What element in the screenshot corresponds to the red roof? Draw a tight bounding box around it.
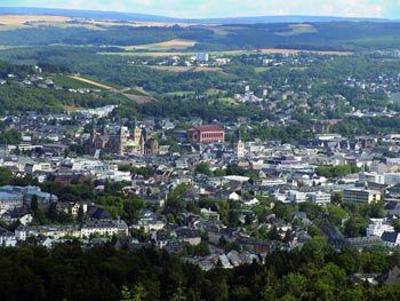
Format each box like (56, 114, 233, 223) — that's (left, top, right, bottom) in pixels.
(191, 124, 224, 132)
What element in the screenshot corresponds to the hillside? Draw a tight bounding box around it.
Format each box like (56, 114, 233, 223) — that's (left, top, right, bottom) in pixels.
(0, 7, 390, 24)
(0, 21, 399, 51)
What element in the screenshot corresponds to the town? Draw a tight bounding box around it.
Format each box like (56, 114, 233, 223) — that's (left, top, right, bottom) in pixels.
(1, 4, 400, 300)
(1, 92, 400, 275)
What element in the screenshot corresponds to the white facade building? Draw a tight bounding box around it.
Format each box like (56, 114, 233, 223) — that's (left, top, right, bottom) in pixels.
(366, 219, 394, 238)
(307, 191, 331, 206)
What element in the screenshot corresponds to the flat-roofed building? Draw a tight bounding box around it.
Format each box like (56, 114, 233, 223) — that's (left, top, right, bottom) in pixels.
(343, 188, 382, 204)
(307, 191, 331, 206)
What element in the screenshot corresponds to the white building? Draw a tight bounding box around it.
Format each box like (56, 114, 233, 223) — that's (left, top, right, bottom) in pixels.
(80, 219, 128, 237)
(359, 172, 384, 185)
(288, 190, 307, 204)
(0, 191, 24, 213)
(0, 227, 17, 247)
(132, 212, 166, 233)
(195, 52, 209, 62)
(366, 219, 394, 238)
(384, 173, 400, 185)
(307, 191, 331, 206)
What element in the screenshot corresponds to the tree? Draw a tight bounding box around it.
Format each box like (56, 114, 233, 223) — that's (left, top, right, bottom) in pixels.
(47, 202, 58, 222)
(31, 195, 39, 212)
(132, 283, 147, 301)
(343, 216, 368, 237)
(0, 167, 13, 186)
(194, 162, 212, 176)
(217, 200, 230, 225)
(302, 236, 329, 264)
(281, 273, 307, 299)
(327, 204, 348, 226)
(331, 192, 343, 205)
(123, 199, 143, 225)
(169, 286, 186, 301)
(77, 205, 85, 223)
(268, 226, 281, 241)
(120, 286, 134, 301)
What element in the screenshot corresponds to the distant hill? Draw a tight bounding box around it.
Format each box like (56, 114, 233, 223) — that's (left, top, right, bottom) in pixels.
(0, 7, 177, 23)
(0, 7, 391, 24)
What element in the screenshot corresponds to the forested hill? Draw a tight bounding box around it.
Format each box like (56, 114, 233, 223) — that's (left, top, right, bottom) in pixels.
(0, 7, 389, 23)
(0, 241, 400, 301)
(0, 22, 400, 50)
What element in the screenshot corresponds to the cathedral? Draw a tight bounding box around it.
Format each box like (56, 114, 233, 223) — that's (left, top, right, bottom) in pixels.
(84, 126, 159, 156)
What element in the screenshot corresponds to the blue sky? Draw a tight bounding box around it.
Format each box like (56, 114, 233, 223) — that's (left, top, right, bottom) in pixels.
(1, 0, 400, 18)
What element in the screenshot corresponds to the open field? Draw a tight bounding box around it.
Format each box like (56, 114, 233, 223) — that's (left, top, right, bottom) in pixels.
(68, 75, 116, 90)
(123, 93, 155, 104)
(53, 75, 105, 90)
(100, 48, 353, 58)
(0, 15, 191, 30)
(255, 67, 270, 73)
(88, 20, 193, 28)
(275, 24, 318, 36)
(0, 15, 71, 26)
(69, 75, 155, 103)
(122, 87, 149, 96)
(124, 39, 196, 51)
(149, 65, 223, 73)
(164, 91, 196, 97)
(122, 87, 155, 103)
(257, 48, 352, 56)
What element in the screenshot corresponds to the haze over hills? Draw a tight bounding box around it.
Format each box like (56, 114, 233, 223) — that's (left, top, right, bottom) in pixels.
(0, 7, 391, 24)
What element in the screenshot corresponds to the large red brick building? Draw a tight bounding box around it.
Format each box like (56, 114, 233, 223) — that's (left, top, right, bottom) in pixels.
(188, 124, 225, 144)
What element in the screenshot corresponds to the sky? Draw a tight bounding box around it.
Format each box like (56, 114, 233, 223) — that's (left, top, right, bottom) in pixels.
(1, 0, 400, 19)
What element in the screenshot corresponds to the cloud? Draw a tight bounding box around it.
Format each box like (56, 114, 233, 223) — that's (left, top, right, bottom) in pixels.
(0, 0, 398, 18)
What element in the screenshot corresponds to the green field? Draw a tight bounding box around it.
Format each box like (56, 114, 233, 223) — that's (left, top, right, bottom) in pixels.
(52, 75, 105, 90)
(255, 67, 270, 73)
(164, 91, 196, 97)
(123, 87, 149, 96)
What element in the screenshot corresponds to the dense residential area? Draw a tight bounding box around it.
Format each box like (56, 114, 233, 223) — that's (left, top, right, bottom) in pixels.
(1, 4, 400, 301)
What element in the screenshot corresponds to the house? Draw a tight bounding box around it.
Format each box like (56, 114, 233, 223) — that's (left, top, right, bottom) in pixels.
(0, 227, 17, 247)
(382, 266, 400, 285)
(200, 208, 220, 221)
(345, 236, 384, 250)
(80, 219, 129, 237)
(228, 191, 241, 201)
(132, 211, 166, 233)
(381, 232, 400, 247)
(219, 254, 233, 269)
(244, 197, 260, 207)
(384, 201, 400, 215)
(15, 224, 81, 241)
(350, 273, 379, 286)
(0, 191, 24, 213)
(1, 206, 32, 225)
(366, 219, 394, 238)
(175, 227, 202, 246)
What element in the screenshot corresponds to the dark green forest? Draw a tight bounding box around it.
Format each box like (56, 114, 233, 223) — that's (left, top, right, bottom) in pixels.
(0, 241, 400, 301)
(2, 22, 400, 50)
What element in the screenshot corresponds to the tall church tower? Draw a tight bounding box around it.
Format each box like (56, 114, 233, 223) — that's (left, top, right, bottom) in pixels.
(234, 130, 245, 159)
(134, 127, 142, 144)
(118, 126, 128, 155)
(139, 128, 147, 156)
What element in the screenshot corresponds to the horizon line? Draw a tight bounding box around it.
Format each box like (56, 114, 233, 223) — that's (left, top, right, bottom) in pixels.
(0, 6, 394, 21)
